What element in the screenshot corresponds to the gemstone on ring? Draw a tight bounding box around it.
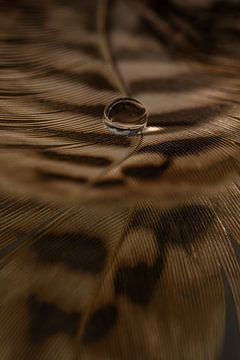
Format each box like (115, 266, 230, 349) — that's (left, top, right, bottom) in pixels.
(103, 97, 148, 136)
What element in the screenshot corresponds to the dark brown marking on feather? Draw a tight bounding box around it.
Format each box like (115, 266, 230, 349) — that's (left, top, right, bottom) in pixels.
(1, 0, 43, 17)
(155, 204, 215, 248)
(148, 104, 228, 127)
(0, 90, 39, 97)
(40, 150, 112, 167)
(139, 135, 223, 157)
(32, 232, 106, 273)
(229, 236, 240, 263)
(38, 171, 87, 184)
(35, 98, 105, 118)
(67, 71, 116, 91)
(0, 62, 34, 69)
(93, 178, 127, 187)
(116, 204, 215, 305)
(0, 143, 88, 150)
(0, 36, 35, 44)
(114, 261, 163, 306)
(38, 128, 131, 146)
(220, 270, 240, 359)
(83, 305, 117, 343)
(43, 69, 116, 92)
(29, 295, 81, 342)
(122, 160, 171, 180)
(132, 204, 214, 247)
(61, 42, 102, 59)
(131, 73, 211, 94)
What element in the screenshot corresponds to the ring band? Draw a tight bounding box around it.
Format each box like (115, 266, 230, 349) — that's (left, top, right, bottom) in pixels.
(103, 97, 148, 136)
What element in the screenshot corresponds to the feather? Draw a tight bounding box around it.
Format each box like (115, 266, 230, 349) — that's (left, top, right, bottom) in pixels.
(0, 0, 239, 359)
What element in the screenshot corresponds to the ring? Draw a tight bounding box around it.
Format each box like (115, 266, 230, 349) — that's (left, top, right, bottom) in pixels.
(103, 97, 148, 136)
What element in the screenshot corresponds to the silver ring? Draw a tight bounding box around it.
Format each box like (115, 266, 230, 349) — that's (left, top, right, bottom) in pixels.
(103, 97, 148, 136)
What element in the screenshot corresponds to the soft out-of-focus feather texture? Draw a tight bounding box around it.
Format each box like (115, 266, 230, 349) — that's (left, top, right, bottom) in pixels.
(0, 0, 239, 359)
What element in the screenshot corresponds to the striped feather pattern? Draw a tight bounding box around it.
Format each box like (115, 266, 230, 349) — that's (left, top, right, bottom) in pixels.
(0, 0, 239, 359)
